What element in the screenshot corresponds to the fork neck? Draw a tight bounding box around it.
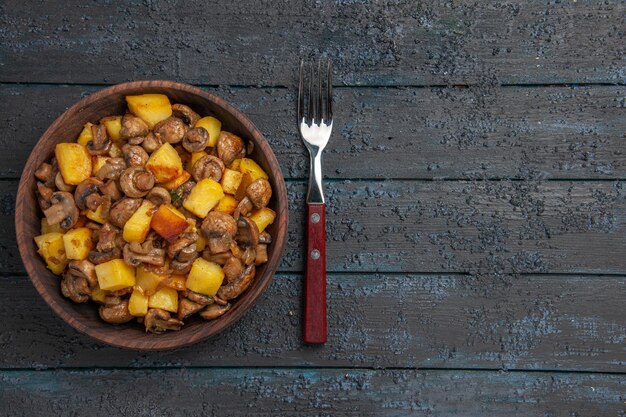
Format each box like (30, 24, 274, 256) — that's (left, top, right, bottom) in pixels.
(306, 145, 324, 204)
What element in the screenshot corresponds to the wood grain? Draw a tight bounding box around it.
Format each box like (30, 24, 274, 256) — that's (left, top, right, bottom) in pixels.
(0, 1, 623, 86)
(2, 273, 625, 372)
(1, 85, 625, 180)
(1, 368, 625, 416)
(5, 179, 626, 274)
(14, 80, 288, 350)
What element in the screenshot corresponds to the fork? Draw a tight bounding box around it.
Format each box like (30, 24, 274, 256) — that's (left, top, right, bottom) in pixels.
(298, 60, 333, 344)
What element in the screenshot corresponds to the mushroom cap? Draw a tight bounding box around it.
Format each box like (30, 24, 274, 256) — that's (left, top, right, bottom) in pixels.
(246, 178, 272, 209)
(95, 157, 126, 181)
(109, 198, 142, 228)
(119, 167, 155, 198)
(120, 114, 149, 139)
(191, 155, 224, 182)
(201, 211, 238, 238)
(182, 127, 209, 153)
(74, 178, 104, 210)
(172, 104, 200, 127)
(122, 144, 149, 167)
(144, 308, 183, 333)
(99, 300, 133, 324)
(154, 116, 188, 144)
(235, 216, 260, 248)
(217, 131, 245, 167)
(141, 132, 162, 153)
(146, 187, 171, 206)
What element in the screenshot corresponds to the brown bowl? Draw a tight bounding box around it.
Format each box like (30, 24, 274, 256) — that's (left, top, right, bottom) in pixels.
(15, 80, 288, 350)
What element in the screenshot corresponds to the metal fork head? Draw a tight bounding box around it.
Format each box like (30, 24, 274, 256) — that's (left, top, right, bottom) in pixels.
(298, 60, 333, 151)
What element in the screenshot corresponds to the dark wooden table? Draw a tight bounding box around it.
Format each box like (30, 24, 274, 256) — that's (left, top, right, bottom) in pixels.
(1, 1, 625, 415)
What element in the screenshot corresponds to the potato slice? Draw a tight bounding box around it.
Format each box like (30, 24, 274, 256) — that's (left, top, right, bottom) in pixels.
(55, 143, 92, 185)
(95, 259, 135, 291)
(34, 232, 67, 275)
(146, 142, 183, 183)
(183, 178, 224, 218)
(77, 122, 94, 147)
(160, 170, 191, 191)
(126, 94, 172, 129)
(195, 116, 221, 147)
(136, 265, 167, 296)
(151, 204, 189, 243)
(41, 218, 63, 234)
(123, 200, 156, 243)
(91, 285, 107, 303)
(129, 289, 149, 317)
(148, 287, 178, 313)
(62, 227, 93, 260)
(220, 168, 243, 195)
(186, 258, 224, 296)
(101, 116, 122, 141)
(214, 195, 237, 215)
(239, 158, 268, 180)
(250, 207, 277, 233)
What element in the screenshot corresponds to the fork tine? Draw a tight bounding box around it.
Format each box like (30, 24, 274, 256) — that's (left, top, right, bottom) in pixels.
(326, 60, 333, 122)
(298, 60, 304, 123)
(307, 63, 315, 123)
(317, 60, 323, 124)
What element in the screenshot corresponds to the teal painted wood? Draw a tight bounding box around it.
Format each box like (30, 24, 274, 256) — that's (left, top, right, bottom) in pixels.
(0, 1, 623, 85)
(4, 179, 626, 274)
(1, 85, 625, 180)
(1, 368, 625, 416)
(1, 273, 625, 372)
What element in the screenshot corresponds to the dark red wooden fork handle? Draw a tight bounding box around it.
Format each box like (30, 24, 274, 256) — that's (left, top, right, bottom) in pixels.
(304, 203, 327, 344)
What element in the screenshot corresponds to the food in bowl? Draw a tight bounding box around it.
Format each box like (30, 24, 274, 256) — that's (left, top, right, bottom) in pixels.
(33, 93, 276, 333)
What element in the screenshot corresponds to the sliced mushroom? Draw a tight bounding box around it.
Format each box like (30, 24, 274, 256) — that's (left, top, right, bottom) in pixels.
(217, 131, 245, 167)
(96, 223, 120, 252)
(184, 290, 215, 306)
(87, 124, 112, 155)
(120, 114, 149, 139)
(146, 187, 171, 206)
(109, 198, 142, 228)
(216, 264, 255, 300)
(191, 155, 224, 182)
(177, 298, 204, 320)
(67, 259, 98, 288)
(100, 179, 123, 201)
(141, 132, 162, 153)
(88, 247, 121, 265)
(259, 231, 272, 244)
(36, 182, 54, 211)
(119, 167, 155, 198)
(235, 216, 260, 248)
(144, 308, 183, 333)
(95, 157, 126, 181)
(168, 233, 198, 274)
(42, 191, 79, 230)
(255, 244, 268, 265)
(172, 103, 200, 127)
(123, 242, 166, 267)
(202, 250, 232, 265)
(74, 178, 104, 210)
(182, 127, 209, 153)
(222, 255, 243, 284)
(35, 162, 53, 183)
(246, 178, 272, 209)
(122, 144, 149, 167)
(99, 299, 134, 324)
(61, 261, 94, 303)
(200, 303, 231, 320)
(201, 211, 237, 254)
(154, 116, 187, 144)
(55, 172, 75, 192)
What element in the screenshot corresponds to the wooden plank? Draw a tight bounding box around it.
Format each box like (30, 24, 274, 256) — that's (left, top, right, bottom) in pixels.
(1, 1, 623, 85)
(4, 179, 626, 274)
(2, 273, 625, 372)
(1, 368, 624, 416)
(1, 85, 625, 180)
